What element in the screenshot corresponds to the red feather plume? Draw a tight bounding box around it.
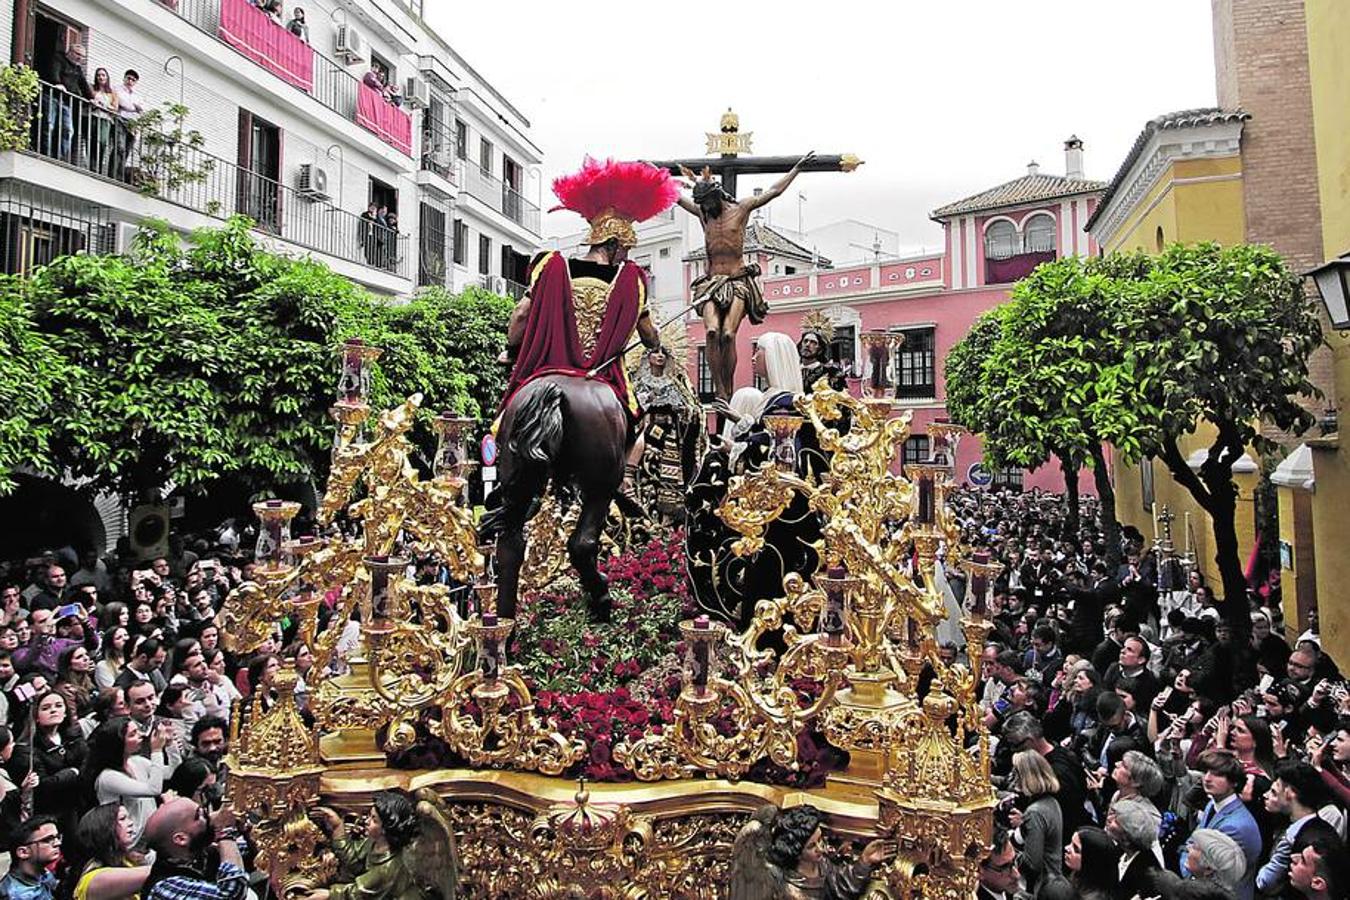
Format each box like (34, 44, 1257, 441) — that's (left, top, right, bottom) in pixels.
(551, 157, 680, 224)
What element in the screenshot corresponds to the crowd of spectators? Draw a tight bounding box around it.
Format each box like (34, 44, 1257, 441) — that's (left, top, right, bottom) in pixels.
(958, 488, 1349, 900)
(0, 524, 352, 900)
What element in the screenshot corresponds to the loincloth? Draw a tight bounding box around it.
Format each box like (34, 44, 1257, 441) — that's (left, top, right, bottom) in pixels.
(690, 263, 768, 325)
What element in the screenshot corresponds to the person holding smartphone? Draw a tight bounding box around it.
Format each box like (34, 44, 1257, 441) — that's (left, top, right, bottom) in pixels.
(11, 606, 98, 684)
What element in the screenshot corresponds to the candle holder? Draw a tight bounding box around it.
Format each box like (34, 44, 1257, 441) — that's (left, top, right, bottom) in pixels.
(761, 414, 804, 471)
(927, 420, 966, 468)
(253, 500, 301, 574)
(860, 330, 897, 399)
(334, 338, 383, 409)
(681, 616, 724, 699)
(906, 462, 944, 528)
(432, 412, 478, 496)
(959, 550, 1004, 618)
(813, 566, 856, 649)
(469, 611, 513, 689)
(363, 555, 408, 634)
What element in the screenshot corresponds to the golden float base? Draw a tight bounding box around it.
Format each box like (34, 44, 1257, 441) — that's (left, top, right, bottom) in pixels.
(319, 767, 892, 899)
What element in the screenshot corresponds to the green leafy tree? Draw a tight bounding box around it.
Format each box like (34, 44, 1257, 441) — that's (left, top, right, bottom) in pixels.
(0, 217, 511, 500)
(0, 64, 40, 151)
(0, 285, 66, 492)
(377, 285, 514, 420)
(946, 255, 1139, 563)
(1100, 242, 1323, 626)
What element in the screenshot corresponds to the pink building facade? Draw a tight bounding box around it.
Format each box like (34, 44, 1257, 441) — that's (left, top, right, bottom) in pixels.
(684, 142, 1106, 493)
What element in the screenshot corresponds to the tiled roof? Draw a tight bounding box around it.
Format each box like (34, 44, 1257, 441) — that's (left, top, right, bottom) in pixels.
(931, 173, 1106, 220)
(684, 222, 832, 265)
(1085, 107, 1249, 230)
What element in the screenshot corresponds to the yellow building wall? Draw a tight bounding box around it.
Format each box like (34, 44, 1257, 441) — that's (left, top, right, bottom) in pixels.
(1101, 157, 1252, 593)
(1101, 157, 1246, 254)
(1304, 0, 1350, 665)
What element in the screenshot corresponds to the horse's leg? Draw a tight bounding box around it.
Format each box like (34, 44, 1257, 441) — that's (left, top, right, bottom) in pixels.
(492, 450, 548, 621)
(570, 486, 617, 623)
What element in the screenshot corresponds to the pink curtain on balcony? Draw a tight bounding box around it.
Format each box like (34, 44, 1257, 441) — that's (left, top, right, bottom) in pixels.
(219, 0, 314, 93)
(356, 82, 413, 156)
(985, 250, 1057, 285)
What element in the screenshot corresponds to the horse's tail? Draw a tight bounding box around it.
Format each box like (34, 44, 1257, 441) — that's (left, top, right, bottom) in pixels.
(508, 380, 565, 463)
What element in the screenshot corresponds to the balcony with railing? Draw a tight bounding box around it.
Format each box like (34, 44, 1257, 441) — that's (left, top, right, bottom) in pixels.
(460, 163, 540, 235)
(419, 114, 457, 184)
(24, 82, 409, 278)
(983, 227, 1057, 285)
(166, 0, 412, 156)
(0, 180, 113, 276)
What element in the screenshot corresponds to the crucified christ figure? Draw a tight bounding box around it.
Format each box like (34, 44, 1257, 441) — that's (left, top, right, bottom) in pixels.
(678, 152, 814, 400)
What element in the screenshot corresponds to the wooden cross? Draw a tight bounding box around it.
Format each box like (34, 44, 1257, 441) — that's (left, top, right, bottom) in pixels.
(647, 108, 861, 199)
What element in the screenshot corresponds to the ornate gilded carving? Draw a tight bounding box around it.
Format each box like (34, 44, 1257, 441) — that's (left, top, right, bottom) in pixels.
(571, 277, 612, 359)
(445, 799, 750, 899)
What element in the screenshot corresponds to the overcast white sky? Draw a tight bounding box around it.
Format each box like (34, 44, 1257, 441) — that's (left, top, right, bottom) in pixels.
(424, 2, 1217, 251)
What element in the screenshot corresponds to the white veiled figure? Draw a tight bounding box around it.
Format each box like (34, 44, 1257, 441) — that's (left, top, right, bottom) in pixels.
(725, 386, 764, 471)
(933, 558, 966, 648)
(753, 332, 804, 420)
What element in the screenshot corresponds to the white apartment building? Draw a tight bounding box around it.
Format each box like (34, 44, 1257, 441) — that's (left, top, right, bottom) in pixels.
(0, 0, 542, 297)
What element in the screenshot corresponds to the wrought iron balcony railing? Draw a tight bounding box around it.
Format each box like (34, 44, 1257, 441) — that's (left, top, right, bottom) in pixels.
(460, 163, 540, 235)
(0, 179, 113, 276)
(26, 81, 409, 278)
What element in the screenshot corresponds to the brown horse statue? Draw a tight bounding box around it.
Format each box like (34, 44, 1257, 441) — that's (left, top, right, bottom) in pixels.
(482, 372, 630, 623)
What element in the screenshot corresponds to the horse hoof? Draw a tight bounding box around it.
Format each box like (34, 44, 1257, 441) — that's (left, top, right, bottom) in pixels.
(589, 596, 613, 624)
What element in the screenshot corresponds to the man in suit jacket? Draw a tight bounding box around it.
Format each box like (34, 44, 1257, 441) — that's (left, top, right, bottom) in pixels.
(1258, 760, 1339, 896)
(1181, 749, 1264, 900)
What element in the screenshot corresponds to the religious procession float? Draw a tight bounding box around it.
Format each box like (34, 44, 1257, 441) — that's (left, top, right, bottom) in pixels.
(221, 121, 1001, 899)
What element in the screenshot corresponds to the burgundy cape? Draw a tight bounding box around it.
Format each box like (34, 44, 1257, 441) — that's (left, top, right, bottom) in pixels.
(499, 251, 647, 422)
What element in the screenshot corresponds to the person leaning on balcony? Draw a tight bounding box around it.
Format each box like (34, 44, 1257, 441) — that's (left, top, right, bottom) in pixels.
(114, 70, 145, 176)
(358, 203, 379, 266)
(286, 8, 309, 43)
(38, 38, 93, 163)
(89, 68, 118, 178)
(362, 65, 384, 92)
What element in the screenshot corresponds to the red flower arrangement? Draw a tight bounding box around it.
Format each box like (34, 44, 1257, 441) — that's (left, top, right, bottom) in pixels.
(386, 530, 845, 784)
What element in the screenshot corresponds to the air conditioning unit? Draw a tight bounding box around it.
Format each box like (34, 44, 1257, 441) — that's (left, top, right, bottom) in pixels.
(482, 275, 506, 294)
(297, 163, 331, 201)
(404, 76, 431, 110)
(431, 147, 452, 169)
(115, 221, 142, 254)
(335, 24, 366, 64)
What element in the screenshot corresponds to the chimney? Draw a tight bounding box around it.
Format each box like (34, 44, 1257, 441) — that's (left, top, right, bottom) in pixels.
(1026, 160, 1040, 177)
(1064, 135, 1084, 179)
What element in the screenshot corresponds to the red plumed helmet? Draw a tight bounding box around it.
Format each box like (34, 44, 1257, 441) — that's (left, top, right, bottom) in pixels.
(551, 157, 680, 248)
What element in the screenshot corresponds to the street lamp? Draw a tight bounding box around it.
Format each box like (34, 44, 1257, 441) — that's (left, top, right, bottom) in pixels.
(1306, 254, 1350, 330)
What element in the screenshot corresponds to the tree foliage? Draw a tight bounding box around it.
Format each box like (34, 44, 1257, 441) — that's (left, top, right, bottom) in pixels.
(0, 217, 512, 499)
(945, 242, 1323, 622)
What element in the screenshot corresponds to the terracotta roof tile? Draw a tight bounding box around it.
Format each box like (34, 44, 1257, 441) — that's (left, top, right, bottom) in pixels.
(684, 222, 831, 265)
(931, 173, 1106, 220)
